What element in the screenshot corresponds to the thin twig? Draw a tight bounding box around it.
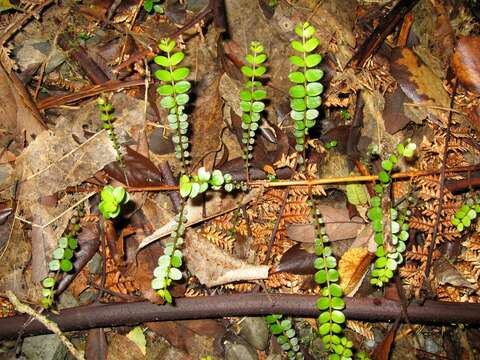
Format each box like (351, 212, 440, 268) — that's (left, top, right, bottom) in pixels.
(423, 79, 458, 281)
(264, 188, 289, 265)
(5, 291, 85, 360)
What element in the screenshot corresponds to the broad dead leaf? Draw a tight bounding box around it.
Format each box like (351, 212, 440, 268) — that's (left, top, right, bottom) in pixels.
(452, 36, 480, 95)
(338, 247, 374, 296)
(184, 229, 268, 287)
(286, 205, 364, 243)
(138, 188, 262, 249)
(433, 257, 476, 289)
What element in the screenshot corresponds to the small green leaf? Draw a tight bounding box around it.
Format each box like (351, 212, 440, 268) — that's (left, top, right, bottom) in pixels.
(306, 82, 323, 96)
(331, 310, 345, 324)
(169, 267, 182, 280)
(172, 67, 189, 81)
(53, 248, 65, 260)
(315, 269, 327, 284)
(252, 101, 265, 112)
(319, 323, 330, 336)
(155, 69, 172, 82)
(403, 142, 416, 158)
(270, 324, 283, 335)
(112, 187, 126, 203)
(60, 259, 73, 272)
(160, 96, 176, 109)
(346, 184, 368, 206)
(241, 66, 254, 77)
(381, 159, 393, 171)
(280, 319, 292, 330)
(49, 260, 60, 271)
(331, 297, 345, 310)
(170, 52, 185, 66)
(252, 89, 267, 100)
(58, 237, 68, 248)
(288, 71, 305, 83)
(289, 55, 305, 67)
(254, 66, 266, 76)
(42, 277, 55, 288)
(305, 68, 323, 82)
(176, 94, 189, 106)
(159, 39, 176, 52)
(303, 37, 319, 52)
(154, 55, 170, 67)
(305, 109, 319, 121)
(289, 85, 306, 98)
(63, 248, 73, 260)
(158, 84, 174, 96)
(174, 81, 191, 94)
(306, 95, 321, 109)
(328, 284, 343, 297)
(316, 296, 330, 310)
(291, 40, 304, 52)
(291, 99, 306, 112)
(378, 171, 390, 183)
(305, 54, 322, 67)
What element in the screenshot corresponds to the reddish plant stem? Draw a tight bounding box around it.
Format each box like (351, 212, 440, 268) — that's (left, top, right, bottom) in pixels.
(2, 294, 480, 339)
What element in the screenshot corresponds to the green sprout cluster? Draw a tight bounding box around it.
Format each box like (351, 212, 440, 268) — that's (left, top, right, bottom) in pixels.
(369, 141, 416, 287)
(288, 22, 324, 169)
(240, 41, 267, 179)
(143, 0, 163, 13)
(179, 167, 234, 198)
(98, 97, 123, 162)
(311, 200, 352, 360)
(98, 185, 129, 220)
(265, 314, 303, 360)
(155, 38, 192, 173)
(151, 201, 187, 303)
(40, 208, 82, 308)
(452, 198, 480, 232)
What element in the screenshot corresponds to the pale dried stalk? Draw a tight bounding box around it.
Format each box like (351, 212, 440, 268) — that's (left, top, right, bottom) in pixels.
(5, 291, 85, 360)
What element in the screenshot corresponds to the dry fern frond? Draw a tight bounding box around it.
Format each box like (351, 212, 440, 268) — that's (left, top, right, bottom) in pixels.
(200, 226, 235, 253)
(405, 245, 441, 261)
(346, 320, 375, 341)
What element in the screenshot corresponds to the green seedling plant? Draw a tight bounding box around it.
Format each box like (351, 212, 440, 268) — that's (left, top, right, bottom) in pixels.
(98, 97, 123, 163)
(311, 199, 352, 360)
(98, 185, 129, 220)
(155, 38, 192, 174)
(288, 22, 324, 170)
(179, 167, 234, 198)
(40, 208, 83, 308)
(240, 41, 267, 180)
(265, 314, 304, 360)
(369, 141, 416, 287)
(143, 0, 164, 13)
(452, 196, 480, 232)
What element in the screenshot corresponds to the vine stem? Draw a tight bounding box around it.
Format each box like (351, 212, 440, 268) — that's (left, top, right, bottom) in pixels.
(119, 164, 480, 192)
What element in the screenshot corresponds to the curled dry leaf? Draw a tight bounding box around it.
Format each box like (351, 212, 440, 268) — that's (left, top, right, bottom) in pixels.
(338, 247, 375, 296)
(273, 243, 317, 275)
(184, 229, 269, 287)
(433, 257, 476, 289)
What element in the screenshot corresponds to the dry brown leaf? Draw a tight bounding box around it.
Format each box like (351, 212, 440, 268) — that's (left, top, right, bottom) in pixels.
(338, 247, 374, 296)
(390, 47, 450, 127)
(285, 205, 364, 243)
(184, 229, 269, 287)
(138, 188, 262, 249)
(16, 93, 144, 203)
(0, 60, 46, 140)
(452, 36, 480, 95)
(433, 257, 476, 289)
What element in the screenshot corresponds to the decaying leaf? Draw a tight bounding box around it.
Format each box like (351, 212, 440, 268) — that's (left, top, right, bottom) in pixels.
(345, 183, 369, 206)
(0, 60, 46, 140)
(107, 334, 144, 360)
(433, 257, 476, 289)
(286, 205, 364, 243)
(452, 36, 480, 95)
(390, 47, 450, 127)
(138, 188, 262, 249)
(126, 327, 146, 356)
(16, 93, 144, 203)
(273, 244, 317, 275)
(338, 247, 374, 296)
(184, 229, 269, 287)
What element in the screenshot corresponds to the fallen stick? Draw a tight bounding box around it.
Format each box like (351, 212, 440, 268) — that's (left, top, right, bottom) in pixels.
(1, 294, 480, 339)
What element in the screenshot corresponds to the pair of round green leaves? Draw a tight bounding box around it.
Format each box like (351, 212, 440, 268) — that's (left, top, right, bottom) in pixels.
(452, 203, 480, 231)
(99, 185, 128, 219)
(179, 168, 232, 198)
